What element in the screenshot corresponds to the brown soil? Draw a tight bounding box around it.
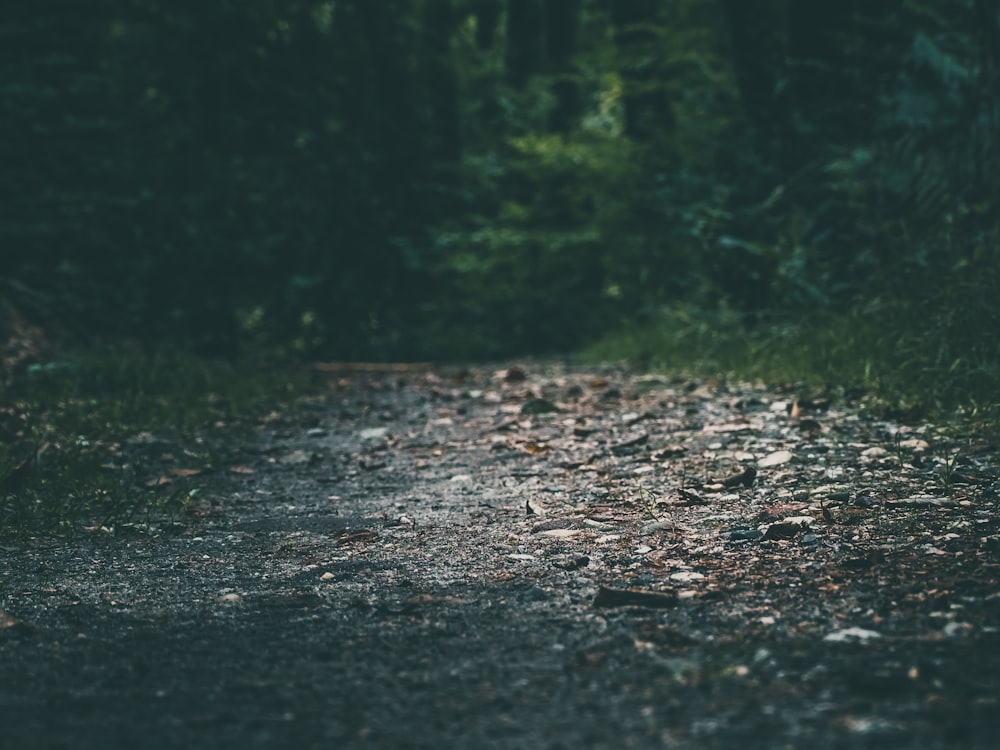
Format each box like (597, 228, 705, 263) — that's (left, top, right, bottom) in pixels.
(3, 362, 999, 749)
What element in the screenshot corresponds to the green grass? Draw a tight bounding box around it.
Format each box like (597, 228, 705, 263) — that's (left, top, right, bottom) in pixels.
(581, 303, 1000, 425)
(0, 349, 314, 539)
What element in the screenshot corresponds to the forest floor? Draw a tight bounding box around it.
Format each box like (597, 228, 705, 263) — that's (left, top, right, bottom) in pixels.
(3, 361, 1000, 749)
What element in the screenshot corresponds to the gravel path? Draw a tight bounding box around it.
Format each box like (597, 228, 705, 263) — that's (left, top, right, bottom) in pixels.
(3, 362, 999, 748)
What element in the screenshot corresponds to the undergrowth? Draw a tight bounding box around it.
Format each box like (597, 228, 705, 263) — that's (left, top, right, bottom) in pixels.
(0, 350, 313, 540)
(582, 303, 1000, 427)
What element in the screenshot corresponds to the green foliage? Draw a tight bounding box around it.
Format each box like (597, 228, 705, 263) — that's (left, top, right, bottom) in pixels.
(1, 0, 997, 419)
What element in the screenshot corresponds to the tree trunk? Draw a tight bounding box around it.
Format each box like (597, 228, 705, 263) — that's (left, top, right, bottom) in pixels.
(974, 0, 999, 200)
(475, 0, 502, 49)
(506, 0, 546, 89)
(782, 1, 875, 172)
(423, 1, 462, 165)
(720, 0, 784, 165)
(544, 0, 581, 133)
(610, 0, 674, 141)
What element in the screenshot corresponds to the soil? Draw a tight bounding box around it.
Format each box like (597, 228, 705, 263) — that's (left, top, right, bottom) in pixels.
(3, 362, 1000, 749)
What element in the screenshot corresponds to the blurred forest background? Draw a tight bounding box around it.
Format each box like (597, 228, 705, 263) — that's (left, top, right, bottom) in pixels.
(2, 0, 998, 411)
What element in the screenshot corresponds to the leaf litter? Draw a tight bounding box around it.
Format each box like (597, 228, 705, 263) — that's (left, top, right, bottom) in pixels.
(2, 362, 1000, 748)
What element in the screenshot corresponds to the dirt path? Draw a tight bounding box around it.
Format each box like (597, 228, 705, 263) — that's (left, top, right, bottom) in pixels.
(3, 362, 999, 748)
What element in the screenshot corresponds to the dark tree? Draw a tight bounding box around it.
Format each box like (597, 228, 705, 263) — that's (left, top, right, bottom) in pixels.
(506, 0, 546, 89)
(423, 1, 462, 165)
(782, 1, 856, 167)
(974, 0, 999, 201)
(720, 0, 784, 165)
(724, 0, 901, 173)
(474, 0, 502, 49)
(610, 0, 674, 141)
(545, 0, 581, 133)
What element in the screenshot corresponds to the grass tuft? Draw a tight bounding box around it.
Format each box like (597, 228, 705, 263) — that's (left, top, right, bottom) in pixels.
(581, 303, 1000, 426)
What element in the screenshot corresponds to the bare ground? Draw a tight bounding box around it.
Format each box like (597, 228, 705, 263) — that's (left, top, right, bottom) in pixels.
(3, 362, 1000, 749)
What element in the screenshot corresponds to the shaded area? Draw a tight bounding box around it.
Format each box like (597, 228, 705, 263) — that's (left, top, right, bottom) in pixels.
(3, 364, 999, 748)
(7, 583, 999, 749)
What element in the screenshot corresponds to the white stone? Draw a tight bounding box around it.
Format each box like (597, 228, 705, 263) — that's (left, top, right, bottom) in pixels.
(759, 450, 794, 467)
(670, 571, 705, 583)
(823, 627, 881, 642)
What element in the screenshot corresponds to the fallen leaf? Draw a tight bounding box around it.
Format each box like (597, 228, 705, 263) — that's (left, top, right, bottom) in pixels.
(0, 612, 32, 632)
(532, 518, 574, 532)
(720, 466, 756, 488)
(522, 441, 548, 454)
(641, 519, 678, 535)
(763, 521, 803, 540)
(504, 366, 527, 383)
(335, 529, 377, 545)
(0, 613, 33, 640)
(674, 488, 706, 506)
